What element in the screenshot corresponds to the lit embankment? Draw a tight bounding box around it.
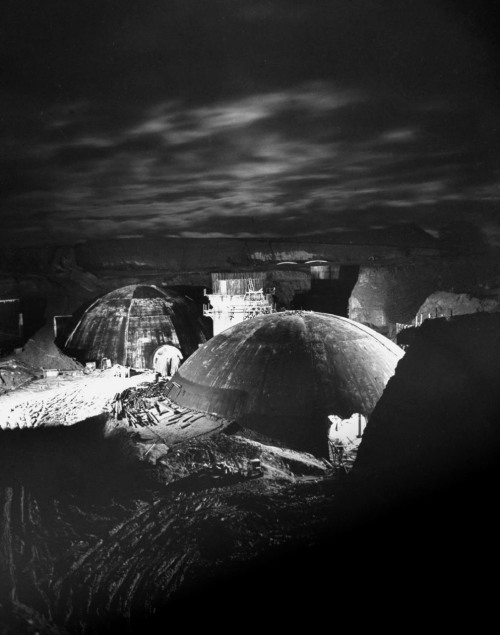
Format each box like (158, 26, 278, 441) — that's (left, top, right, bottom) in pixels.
(0, 369, 156, 430)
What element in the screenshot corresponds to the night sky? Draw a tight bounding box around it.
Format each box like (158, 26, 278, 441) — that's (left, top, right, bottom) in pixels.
(2, 0, 500, 247)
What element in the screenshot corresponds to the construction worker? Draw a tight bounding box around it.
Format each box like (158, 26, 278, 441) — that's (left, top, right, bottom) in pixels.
(327, 415, 346, 469)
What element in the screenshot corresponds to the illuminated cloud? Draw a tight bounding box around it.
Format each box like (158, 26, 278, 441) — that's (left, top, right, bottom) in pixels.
(1, 1, 499, 246)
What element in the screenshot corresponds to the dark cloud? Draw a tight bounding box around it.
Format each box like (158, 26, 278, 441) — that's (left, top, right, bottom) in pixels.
(1, 1, 500, 246)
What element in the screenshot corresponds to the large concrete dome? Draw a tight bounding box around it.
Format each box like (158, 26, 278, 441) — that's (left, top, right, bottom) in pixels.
(63, 284, 207, 368)
(166, 311, 403, 455)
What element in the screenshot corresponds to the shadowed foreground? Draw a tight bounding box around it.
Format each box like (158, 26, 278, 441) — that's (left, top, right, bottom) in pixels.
(0, 416, 347, 633)
(2, 313, 500, 632)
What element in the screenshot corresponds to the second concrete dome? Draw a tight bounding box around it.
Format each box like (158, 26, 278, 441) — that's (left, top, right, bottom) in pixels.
(64, 284, 208, 369)
(166, 311, 403, 455)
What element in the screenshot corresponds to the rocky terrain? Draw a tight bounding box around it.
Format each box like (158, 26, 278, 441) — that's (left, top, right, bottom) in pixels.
(0, 229, 442, 277)
(354, 312, 500, 496)
(1, 235, 499, 356)
(349, 253, 500, 335)
(0, 312, 498, 633)
(0, 409, 340, 634)
(1, 237, 499, 632)
(414, 290, 500, 321)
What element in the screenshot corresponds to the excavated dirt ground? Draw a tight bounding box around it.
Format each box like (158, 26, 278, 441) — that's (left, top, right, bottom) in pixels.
(0, 369, 156, 430)
(0, 373, 351, 635)
(2, 311, 498, 633)
(0, 414, 345, 634)
(1, 403, 496, 634)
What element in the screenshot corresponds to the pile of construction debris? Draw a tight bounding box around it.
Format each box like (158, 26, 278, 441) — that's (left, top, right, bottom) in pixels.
(0, 324, 84, 395)
(0, 359, 38, 394)
(16, 324, 83, 373)
(110, 382, 207, 430)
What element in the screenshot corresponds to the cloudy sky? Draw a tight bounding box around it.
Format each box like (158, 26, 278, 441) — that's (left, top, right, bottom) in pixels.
(2, 0, 500, 247)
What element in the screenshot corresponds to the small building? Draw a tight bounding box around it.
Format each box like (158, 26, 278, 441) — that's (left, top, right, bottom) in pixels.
(203, 272, 276, 335)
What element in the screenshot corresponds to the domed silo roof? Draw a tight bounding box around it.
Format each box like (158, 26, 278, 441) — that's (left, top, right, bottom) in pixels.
(166, 311, 403, 456)
(63, 284, 207, 368)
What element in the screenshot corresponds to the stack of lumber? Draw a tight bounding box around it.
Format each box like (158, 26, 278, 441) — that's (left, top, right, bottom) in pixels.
(110, 387, 207, 430)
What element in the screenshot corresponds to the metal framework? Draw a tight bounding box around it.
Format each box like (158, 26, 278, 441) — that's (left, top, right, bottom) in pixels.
(203, 279, 276, 324)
